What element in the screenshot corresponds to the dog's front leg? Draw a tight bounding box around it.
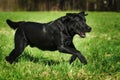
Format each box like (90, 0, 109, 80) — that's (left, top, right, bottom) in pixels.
(68, 43, 77, 64)
(70, 55, 77, 64)
(58, 46, 87, 64)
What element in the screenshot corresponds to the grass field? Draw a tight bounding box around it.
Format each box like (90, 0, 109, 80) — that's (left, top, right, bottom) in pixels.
(0, 11, 120, 80)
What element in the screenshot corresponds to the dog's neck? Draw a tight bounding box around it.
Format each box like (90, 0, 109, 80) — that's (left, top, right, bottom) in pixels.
(52, 16, 75, 38)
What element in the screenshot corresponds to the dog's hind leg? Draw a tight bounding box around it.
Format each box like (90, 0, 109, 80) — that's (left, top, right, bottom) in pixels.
(5, 29, 27, 64)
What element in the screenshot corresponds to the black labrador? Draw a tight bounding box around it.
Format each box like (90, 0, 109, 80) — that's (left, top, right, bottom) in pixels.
(5, 12, 91, 64)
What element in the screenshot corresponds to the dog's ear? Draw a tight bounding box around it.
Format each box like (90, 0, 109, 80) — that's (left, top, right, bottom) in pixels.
(61, 16, 68, 21)
(61, 16, 71, 23)
(80, 11, 88, 16)
(80, 11, 85, 14)
(61, 13, 74, 23)
(66, 13, 74, 17)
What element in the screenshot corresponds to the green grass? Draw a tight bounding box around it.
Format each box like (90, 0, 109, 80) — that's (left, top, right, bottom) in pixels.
(0, 11, 120, 80)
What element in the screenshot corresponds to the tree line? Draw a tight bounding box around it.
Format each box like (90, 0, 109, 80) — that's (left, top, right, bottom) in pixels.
(0, 0, 120, 11)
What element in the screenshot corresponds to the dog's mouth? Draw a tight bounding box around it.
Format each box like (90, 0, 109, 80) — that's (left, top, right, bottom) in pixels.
(79, 32, 86, 38)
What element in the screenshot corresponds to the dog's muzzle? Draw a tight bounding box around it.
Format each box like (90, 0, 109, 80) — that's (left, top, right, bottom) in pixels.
(86, 26, 92, 32)
(79, 32, 86, 38)
(79, 26, 91, 38)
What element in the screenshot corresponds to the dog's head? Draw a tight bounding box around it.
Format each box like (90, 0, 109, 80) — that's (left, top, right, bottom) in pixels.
(65, 12, 91, 38)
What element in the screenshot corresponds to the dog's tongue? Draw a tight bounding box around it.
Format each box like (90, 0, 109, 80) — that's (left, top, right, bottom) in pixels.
(79, 32, 85, 38)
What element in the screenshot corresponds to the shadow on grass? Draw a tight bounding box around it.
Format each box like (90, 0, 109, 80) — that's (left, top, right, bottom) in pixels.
(18, 53, 60, 66)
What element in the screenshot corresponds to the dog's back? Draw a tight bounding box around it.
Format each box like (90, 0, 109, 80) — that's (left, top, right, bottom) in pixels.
(7, 19, 60, 51)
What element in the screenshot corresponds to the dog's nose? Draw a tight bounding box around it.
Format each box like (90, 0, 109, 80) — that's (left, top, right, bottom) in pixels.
(88, 27, 91, 32)
(87, 26, 91, 32)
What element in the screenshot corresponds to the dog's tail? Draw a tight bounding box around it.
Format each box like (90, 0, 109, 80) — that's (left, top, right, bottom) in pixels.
(6, 19, 19, 30)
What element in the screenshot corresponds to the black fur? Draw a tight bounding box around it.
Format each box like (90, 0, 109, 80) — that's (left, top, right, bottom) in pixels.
(5, 12, 91, 64)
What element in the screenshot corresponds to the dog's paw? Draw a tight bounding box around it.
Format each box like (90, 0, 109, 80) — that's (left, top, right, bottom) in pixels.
(5, 56, 13, 64)
(81, 58, 87, 65)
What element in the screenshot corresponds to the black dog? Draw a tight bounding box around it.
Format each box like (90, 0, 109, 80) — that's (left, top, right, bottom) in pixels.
(5, 12, 91, 64)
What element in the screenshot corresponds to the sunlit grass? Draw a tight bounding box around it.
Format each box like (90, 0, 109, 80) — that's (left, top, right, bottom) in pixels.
(0, 11, 120, 80)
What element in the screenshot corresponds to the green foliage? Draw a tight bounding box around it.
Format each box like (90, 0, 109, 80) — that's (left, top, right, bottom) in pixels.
(0, 12, 120, 80)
